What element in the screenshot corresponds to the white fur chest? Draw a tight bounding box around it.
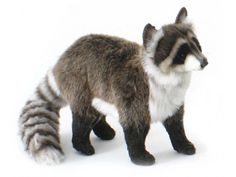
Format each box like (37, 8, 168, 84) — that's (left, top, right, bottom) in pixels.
(148, 73, 190, 122)
(143, 57, 191, 122)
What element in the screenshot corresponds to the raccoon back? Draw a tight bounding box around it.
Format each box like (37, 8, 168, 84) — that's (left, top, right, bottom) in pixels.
(53, 34, 144, 103)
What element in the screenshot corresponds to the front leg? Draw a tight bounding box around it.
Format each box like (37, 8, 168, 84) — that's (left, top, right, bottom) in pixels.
(119, 102, 155, 165)
(114, 67, 154, 165)
(163, 105, 196, 155)
(123, 122, 155, 165)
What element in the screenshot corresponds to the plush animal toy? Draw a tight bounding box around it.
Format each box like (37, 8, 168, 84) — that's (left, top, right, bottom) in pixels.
(19, 7, 208, 165)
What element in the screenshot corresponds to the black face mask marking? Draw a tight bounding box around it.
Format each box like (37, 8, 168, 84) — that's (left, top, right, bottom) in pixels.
(172, 43, 190, 65)
(192, 37, 202, 52)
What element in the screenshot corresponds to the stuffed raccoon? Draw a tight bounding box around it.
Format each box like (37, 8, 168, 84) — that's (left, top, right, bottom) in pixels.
(19, 7, 208, 165)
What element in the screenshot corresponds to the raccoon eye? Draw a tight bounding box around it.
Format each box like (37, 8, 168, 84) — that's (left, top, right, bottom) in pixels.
(192, 37, 202, 52)
(172, 43, 190, 65)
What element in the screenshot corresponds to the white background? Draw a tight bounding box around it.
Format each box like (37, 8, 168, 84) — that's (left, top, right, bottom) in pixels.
(0, 0, 234, 176)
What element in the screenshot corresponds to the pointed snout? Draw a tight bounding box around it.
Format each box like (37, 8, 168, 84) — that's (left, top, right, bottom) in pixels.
(200, 58, 208, 69)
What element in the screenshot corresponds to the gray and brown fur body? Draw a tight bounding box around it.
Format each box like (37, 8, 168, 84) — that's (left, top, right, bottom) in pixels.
(19, 7, 208, 165)
(54, 34, 149, 127)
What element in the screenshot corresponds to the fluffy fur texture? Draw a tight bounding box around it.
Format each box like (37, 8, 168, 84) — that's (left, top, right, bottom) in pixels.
(19, 71, 66, 165)
(19, 7, 207, 165)
(91, 29, 191, 123)
(92, 98, 119, 119)
(144, 56, 191, 122)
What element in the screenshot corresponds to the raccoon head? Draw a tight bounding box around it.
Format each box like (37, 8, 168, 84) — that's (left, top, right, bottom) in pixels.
(143, 7, 208, 73)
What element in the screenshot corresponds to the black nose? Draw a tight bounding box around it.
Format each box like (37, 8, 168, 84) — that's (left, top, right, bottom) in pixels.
(201, 59, 208, 69)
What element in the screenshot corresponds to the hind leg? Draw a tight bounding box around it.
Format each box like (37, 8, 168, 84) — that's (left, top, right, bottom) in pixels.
(71, 105, 101, 155)
(93, 115, 115, 140)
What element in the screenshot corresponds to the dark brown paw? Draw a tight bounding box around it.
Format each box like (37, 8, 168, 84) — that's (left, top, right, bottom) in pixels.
(174, 141, 196, 155)
(73, 142, 95, 155)
(93, 123, 116, 140)
(130, 151, 155, 166)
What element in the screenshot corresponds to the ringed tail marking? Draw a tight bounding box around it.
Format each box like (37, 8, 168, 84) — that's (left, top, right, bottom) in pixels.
(19, 69, 67, 165)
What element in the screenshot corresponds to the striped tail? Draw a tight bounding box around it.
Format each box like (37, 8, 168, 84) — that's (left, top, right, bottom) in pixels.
(19, 70, 67, 165)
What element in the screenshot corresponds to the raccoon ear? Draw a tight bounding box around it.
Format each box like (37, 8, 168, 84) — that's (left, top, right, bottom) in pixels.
(175, 7, 188, 24)
(143, 23, 157, 49)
